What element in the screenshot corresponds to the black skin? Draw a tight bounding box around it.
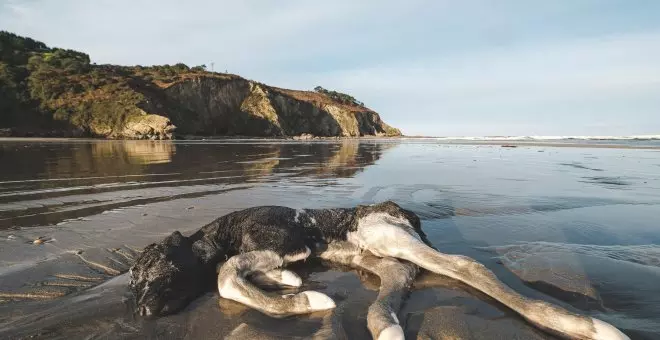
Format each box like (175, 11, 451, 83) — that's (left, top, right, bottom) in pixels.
(129, 201, 428, 316)
(129, 231, 211, 316)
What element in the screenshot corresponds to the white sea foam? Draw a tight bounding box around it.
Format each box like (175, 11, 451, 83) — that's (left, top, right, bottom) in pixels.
(403, 135, 660, 141)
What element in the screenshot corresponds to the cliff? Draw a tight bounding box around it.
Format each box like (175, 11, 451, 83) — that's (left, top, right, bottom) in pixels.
(0, 31, 401, 139)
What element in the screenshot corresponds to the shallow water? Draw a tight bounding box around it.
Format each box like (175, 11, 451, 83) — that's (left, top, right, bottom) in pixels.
(0, 139, 659, 339)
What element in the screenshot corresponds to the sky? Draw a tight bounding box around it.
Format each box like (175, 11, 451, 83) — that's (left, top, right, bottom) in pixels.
(1, 0, 659, 136)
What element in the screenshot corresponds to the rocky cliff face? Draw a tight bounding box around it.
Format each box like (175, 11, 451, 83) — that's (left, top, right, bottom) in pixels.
(136, 75, 401, 138)
(1, 31, 400, 139)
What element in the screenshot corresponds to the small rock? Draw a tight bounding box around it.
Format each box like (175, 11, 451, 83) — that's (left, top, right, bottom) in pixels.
(186, 206, 195, 210)
(293, 133, 315, 140)
(33, 238, 44, 245)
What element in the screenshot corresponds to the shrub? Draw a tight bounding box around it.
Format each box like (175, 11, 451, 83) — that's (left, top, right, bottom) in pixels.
(314, 86, 365, 107)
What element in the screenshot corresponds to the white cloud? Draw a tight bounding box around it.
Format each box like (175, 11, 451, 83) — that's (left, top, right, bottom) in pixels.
(1, 0, 658, 136)
(299, 32, 660, 135)
(317, 32, 659, 91)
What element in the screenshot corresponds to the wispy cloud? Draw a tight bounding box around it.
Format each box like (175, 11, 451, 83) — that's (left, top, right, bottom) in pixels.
(275, 31, 660, 136)
(1, 0, 658, 136)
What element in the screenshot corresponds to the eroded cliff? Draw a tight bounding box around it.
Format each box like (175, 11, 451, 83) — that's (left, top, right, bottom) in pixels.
(0, 31, 401, 139)
(138, 75, 401, 138)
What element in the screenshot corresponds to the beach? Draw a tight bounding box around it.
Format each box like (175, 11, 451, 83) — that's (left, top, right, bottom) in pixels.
(0, 139, 658, 339)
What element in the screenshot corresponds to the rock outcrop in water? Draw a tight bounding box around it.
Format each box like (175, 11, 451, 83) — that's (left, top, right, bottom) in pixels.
(120, 114, 176, 140)
(0, 31, 401, 139)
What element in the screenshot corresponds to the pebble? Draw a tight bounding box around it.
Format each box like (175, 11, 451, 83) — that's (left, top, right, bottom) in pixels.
(33, 238, 44, 245)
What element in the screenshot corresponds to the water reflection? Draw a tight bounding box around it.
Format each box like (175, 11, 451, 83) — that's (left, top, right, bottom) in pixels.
(0, 140, 392, 229)
(92, 141, 176, 165)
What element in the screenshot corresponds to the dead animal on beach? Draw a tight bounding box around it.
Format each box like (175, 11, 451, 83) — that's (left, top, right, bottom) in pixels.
(129, 201, 630, 340)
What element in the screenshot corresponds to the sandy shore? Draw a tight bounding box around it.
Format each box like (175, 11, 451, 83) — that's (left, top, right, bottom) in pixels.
(0, 265, 557, 339)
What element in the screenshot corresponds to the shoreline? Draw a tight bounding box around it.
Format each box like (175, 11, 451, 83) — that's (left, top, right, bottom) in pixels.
(432, 140, 660, 149)
(1, 136, 658, 150)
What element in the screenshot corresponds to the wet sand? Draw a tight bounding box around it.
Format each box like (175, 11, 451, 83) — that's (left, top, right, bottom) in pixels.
(1, 139, 659, 339)
(0, 266, 555, 339)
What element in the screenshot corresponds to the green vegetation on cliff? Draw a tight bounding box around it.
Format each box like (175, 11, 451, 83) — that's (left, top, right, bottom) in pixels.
(313, 86, 365, 107)
(0, 31, 401, 138)
(0, 31, 202, 137)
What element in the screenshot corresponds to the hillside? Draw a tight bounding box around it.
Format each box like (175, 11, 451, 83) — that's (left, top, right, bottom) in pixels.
(0, 31, 401, 139)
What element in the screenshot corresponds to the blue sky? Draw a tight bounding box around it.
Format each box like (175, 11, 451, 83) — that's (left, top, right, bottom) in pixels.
(2, 0, 659, 136)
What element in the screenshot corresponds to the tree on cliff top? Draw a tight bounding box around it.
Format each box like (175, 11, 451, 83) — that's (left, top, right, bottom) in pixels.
(314, 86, 365, 107)
(0, 31, 200, 132)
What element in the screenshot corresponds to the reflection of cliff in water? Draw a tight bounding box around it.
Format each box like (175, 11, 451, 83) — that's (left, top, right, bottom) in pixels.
(0, 141, 393, 229)
(161, 141, 394, 179)
(53, 141, 176, 177)
(92, 141, 176, 165)
(0, 141, 177, 185)
(232, 141, 392, 179)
